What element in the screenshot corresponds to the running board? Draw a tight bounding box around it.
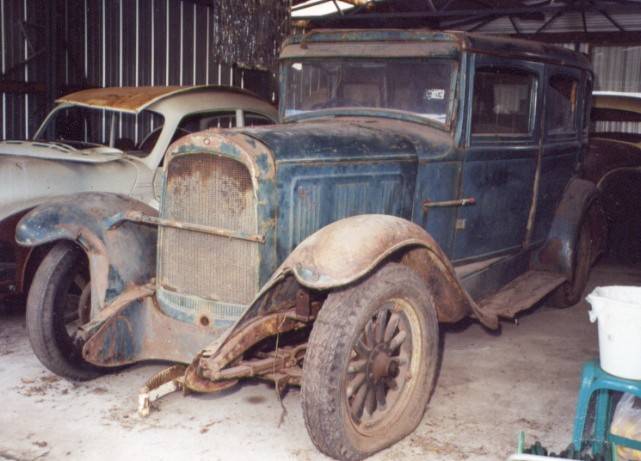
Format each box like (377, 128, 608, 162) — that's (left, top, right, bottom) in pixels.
(478, 270, 566, 319)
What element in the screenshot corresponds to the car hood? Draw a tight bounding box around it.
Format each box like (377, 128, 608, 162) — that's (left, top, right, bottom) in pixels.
(0, 140, 125, 163)
(238, 117, 455, 163)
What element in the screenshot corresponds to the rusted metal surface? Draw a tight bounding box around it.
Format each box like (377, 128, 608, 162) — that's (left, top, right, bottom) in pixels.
(244, 214, 497, 328)
(479, 270, 566, 319)
(138, 364, 187, 417)
(56, 84, 278, 116)
(194, 309, 309, 381)
(56, 86, 197, 114)
(532, 178, 601, 278)
(114, 210, 266, 244)
(82, 293, 219, 367)
(282, 29, 591, 71)
(422, 197, 476, 211)
(158, 152, 262, 307)
(165, 129, 279, 290)
(76, 283, 156, 341)
(280, 40, 460, 59)
(16, 193, 158, 311)
(180, 215, 498, 394)
(422, 197, 476, 220)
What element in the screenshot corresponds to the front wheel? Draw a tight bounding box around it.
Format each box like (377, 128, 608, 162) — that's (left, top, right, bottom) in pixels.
(302, 263, 439, 461)
(26, 241, 102, 380)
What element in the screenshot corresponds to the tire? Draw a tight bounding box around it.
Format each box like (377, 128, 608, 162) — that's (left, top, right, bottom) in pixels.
(548, 219, 592, 308)
(26, 241, 102, 380)
(302, 263, 439, 461)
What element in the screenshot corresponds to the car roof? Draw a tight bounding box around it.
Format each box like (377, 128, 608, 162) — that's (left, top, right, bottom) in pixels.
(56, 85, 278, 118)
(282, 28, 591, 71)
(593, 91, 641, 114)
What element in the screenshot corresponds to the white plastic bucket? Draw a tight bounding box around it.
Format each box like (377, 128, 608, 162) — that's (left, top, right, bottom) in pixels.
(587, 286, 641, 380)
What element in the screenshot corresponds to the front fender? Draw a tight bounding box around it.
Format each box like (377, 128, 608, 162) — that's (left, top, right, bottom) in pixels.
(276, 214, 496, 325)
(532, 178, 602, 276)
(204, 215, 496, 352)
(187, 214, 497, 391)
(16, 192, 157, 310)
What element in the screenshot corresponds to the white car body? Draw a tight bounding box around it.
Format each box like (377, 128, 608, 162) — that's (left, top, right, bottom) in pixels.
(0, 85, 277, 302)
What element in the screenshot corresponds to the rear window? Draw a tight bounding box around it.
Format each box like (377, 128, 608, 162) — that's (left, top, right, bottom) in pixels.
(472, 68, 536, 135)
(546, 75, 578, 134)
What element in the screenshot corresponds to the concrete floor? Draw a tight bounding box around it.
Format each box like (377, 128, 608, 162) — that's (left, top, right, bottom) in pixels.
(1, 262, 640, 461)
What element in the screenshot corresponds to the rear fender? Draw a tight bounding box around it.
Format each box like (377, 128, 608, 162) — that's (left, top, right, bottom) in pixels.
(16, 192, 158, 311)
(186, 215, 498, 391)
(532, 178, 604, 277)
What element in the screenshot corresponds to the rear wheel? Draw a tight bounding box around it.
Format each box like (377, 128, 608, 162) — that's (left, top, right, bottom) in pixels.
(302, 263, 439, 461)
(548, 219, 592, 308)
(26, 241, 101, 380)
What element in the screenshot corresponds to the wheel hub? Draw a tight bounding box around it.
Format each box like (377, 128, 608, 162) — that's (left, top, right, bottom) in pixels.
(370, 350, 399, 382)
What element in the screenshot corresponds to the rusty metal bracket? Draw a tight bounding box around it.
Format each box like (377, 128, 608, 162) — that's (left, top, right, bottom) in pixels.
(204, 344, 307, 384)
(109, 211, 266, 244)
(294, 289, 320, 320)
(193, 309, 309, 383)
(138, 364, 187, 417)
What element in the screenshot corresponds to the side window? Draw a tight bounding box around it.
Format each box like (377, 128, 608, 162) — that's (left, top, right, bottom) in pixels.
(178, 111, 236, 132)
(472, 67, 536, 135)
(244, 112, 274, 127)
(546, 75, 578, 134)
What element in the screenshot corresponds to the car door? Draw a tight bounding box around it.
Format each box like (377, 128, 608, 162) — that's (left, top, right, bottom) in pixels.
(530, 67, 584, 244)
(452, 55, 543, 261)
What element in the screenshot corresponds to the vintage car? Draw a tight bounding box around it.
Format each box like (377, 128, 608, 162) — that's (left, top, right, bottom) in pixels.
(0, 85, 277, 309)
(17, 30, 603, 460)
(586, 91, 641, 262)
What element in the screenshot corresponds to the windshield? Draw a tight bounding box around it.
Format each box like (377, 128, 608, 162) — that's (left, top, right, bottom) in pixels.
(282, 58, 457, 125)
(35, 105, 164, 157)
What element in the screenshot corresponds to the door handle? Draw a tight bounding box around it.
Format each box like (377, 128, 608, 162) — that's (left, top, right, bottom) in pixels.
(422, 197, 476, 218)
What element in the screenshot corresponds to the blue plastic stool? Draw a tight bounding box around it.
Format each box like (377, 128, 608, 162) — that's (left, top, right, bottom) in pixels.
(572, 360, 641, 456)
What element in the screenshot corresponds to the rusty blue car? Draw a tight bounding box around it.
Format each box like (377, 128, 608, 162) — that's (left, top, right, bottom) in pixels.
(17, 29, 604, 460)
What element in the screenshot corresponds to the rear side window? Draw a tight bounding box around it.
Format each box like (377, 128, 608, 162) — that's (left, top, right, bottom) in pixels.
(244, 112, 273, 127)
(546, 75, 578, 134)
(472, 68, 536, 135)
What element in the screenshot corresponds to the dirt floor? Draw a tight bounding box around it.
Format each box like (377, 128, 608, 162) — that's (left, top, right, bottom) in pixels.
(1, 262, 640, 461)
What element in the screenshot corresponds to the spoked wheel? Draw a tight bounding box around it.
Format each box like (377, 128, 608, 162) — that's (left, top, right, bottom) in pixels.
(26, 241, 102, 380)
(302, 263, 439, 461)
(346, 302, 416, 427)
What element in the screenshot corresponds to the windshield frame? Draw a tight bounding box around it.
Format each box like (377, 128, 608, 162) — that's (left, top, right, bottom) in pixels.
(279, 55, 460, 130)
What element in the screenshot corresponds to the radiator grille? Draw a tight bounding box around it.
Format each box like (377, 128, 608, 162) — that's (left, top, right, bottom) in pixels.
(159, 153, 259, 306)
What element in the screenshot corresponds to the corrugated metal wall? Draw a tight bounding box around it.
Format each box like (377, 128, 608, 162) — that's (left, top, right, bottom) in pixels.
(0, 0, 48, 141)
(593, 44, 641, 134)
(0, 0, 284, 142)
(2, 1, 640, 141)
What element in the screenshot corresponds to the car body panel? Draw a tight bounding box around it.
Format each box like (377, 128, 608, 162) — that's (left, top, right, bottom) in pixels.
(1, 86, 277, 303)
